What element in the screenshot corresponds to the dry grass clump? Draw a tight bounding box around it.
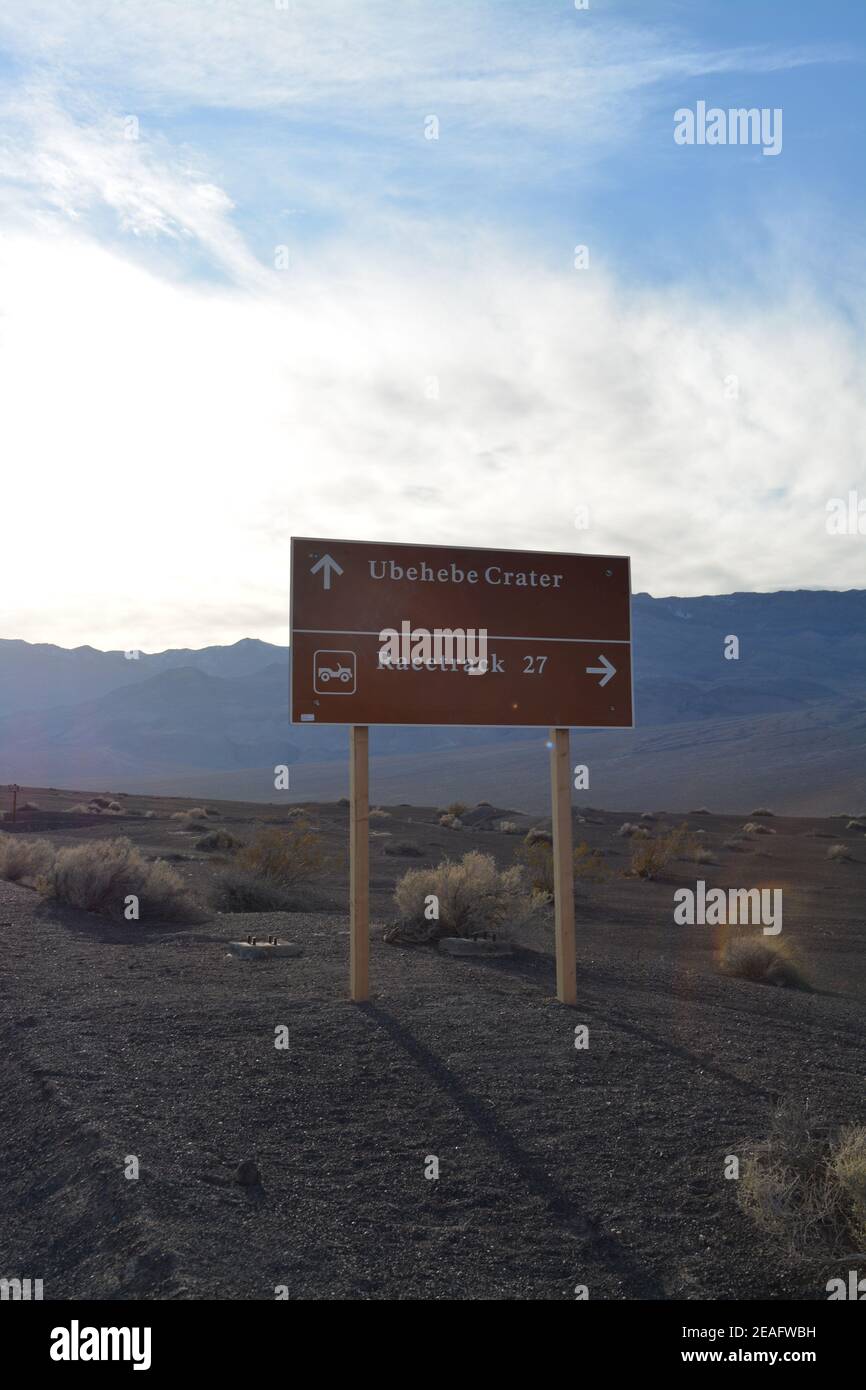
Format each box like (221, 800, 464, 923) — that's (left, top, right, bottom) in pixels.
(68, 796, 124, 815)
(446, 801, 468, 818)
(827, 844, 852, 862)
(0, 832, 55, 883)
(439, 813, 463, 829)
(235, 819, 324, 886)
(516, 838, 607, 899)
(524, 826, 552, 847)
(369, 807, 390, 820)
(719, 932, 810, 990)
(211, 871, 310, 913)
(630, 822, 696, 880)
(693, 845, 715, 864)
(195, 830, 241, 852)
(739, 1100, 866, 1262)
(40, 837, 204, 923)
(394, 850, 537, 939)
(742, 821, 776, 836)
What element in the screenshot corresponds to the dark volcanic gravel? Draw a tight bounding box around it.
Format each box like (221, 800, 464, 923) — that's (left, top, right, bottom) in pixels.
(1, 803, 865, 1301)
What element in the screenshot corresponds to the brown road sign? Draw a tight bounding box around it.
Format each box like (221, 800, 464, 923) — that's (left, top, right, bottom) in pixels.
(290, 537, 633, 728)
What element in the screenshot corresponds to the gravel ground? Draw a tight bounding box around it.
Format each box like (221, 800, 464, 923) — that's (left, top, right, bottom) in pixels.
(2, 829, 864, 1301)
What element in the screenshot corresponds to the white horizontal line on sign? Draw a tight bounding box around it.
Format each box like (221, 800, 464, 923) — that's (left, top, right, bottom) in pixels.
(293, 629, 631, 644)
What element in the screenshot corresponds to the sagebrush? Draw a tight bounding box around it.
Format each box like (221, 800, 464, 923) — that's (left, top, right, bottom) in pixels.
(0, 832, 54, 883)
(394, 850, 537, 938)
(40, 837, 204, 922)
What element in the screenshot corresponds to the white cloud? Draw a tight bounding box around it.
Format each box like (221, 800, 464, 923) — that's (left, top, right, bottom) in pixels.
(0, 95, 269, 288)
(0, 221, 862, 651)
(0, 4, 860, 653)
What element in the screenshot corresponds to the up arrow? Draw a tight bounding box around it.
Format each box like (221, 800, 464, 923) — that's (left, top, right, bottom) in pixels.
(310, 554, 344, 591)
(586, 654, 616, 687)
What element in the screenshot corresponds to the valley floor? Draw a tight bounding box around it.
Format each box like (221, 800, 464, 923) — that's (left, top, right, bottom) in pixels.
(1, 797, 864, 1299)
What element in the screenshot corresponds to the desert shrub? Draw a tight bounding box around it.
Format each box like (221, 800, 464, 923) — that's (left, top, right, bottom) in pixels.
(476, 801, 493, 808)
(369, 807, 390, 820)
(394, 850, 536, 938)
(631, 822, 694, 880)
(739, 1100, 866, 1261)
(498, 821, 519, 834)
(827, 844, 851, 861)
(742, 822, 776, 836)
(719, 934, 810, 990)
(40, 837, 203, 922)
(828, 1128, 866, 1251)
(143, 810, 156, 819)
(723, 837, 749, 851)
(517, 838, 607, 898)
(0, 833, 55, 883)
(845, 819, 865, 832)
(751, 808, 774, 817)
(67, 803, 94, 814)
(693, 845, 714, 864)
(196, 830, 240, 852)
(439, 813, 463, 829)
(518, 839, 555, 896)
(337, 797, 349, 807)
(690, 807, 710, 815)
(446, 801, 468, 818)
(236, 820, 323, 885)
(89, 796, 112, 809)
(383, 841, 424, 857)
(640, 811, 655, 821)
(211, 870, 313, 913)
(524, 826, 552, 847)
(286, 806, 307, 818)
(573, 841, 608, 880)
(618, 822, 649, 839)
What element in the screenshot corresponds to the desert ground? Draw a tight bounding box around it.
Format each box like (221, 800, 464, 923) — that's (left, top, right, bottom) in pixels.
(1, 786, 865, 1300)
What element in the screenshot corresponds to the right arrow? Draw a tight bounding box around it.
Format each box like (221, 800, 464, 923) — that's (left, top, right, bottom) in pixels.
(586, 654, 616, 687)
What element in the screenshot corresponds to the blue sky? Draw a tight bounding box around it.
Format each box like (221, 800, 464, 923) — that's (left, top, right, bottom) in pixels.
(0, 1, 863, 649)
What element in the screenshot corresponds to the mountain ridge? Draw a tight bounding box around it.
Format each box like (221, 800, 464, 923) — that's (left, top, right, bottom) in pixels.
(1, 590, 863, 810)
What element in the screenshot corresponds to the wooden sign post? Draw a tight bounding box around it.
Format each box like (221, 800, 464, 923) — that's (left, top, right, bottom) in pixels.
(549, 729, 577, 1005)
(290, 537, 633, 1005)
(349, 726, 370, 1001)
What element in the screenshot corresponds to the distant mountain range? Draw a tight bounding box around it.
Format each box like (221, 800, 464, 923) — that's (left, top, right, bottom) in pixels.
(1, 590, 864, 813)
